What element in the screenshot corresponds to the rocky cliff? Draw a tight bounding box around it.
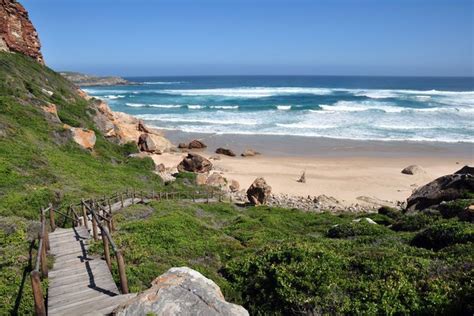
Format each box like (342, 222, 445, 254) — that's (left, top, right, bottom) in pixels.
(60, 72, 134, 87)
(0, 0, 43, 64)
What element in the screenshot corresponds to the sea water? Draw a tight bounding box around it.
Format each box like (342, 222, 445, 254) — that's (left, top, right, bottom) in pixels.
(85, 76, 474, 143)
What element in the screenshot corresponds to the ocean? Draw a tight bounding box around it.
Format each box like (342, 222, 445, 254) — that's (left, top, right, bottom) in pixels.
(84, 76, 474, 143)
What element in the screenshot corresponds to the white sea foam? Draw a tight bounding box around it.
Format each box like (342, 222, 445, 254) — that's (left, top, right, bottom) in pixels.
(276, 105, 292, 110)
(319, 101, 406, 113)
(161, 87, 334, 98)
(209, 105, 239, 109)
(143, 81, 185, 85)
(136, 114, 258, 126)
(187, 105, 204, 109)
(276, 123, 337, 129)
(103, 95, 125, 99)
(125, 103, 181, 108)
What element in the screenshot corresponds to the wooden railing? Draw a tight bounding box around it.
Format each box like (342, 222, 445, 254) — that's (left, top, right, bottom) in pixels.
(29, 188, 224, 315)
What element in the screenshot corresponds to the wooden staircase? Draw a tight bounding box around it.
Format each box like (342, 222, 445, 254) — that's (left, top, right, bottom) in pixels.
(47, 226, 135, 315)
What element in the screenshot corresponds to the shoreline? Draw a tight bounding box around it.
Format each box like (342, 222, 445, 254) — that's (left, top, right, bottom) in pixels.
(161, 129, 473, 159)
(148, 129, 472, 207)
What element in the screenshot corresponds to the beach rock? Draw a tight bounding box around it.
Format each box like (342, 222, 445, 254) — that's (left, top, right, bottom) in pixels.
(297, 171, 306, 183)
(66, 126, 96, 149)
(156, 163, 166, 173)
(229, 180, 240, 192)
(241, 148, 260, 157)
(407, 173, 474, 211)
(206, 173, 227, 188)
(216, 147, 236, 157)
(455, 165, 474, 175)
(247, 177, 272, 205)
(113, 267, 248, 316)
(188, 139, 207, 149)
(401, 165, 425, 175)
(137, 120, 149, 133)
(177, 153, 213, 173)
(178, 142, 188, 149)
(209, 155, 221, 161)
(137, 133, 156, 153)
(195, 173, 208, 186)
(0, 0, 44, 64)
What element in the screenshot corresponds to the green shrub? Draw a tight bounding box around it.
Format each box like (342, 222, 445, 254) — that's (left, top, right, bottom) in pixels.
(392, 213, 437, 232)
(327, 221, 392, 238)
(365, 213, 394, 226)
(438, 199, 472, 219)
(411, 221, 474, 250)
(378, 206, 402, 219)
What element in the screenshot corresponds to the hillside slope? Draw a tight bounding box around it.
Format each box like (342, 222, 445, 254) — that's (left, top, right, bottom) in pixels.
(0, 52, 175, 314)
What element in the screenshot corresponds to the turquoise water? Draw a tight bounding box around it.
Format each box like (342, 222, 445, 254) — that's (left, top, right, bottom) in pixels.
(85, 76, 474, 143)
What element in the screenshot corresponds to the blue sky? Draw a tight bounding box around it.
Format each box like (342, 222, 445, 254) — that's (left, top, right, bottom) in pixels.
(22, 0, 473, 76)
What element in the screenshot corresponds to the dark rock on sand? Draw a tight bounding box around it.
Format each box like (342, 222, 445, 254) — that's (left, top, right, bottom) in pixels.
(216, 147, 236, 157)
(247, 177, 272, 205)
(455, 165, 474, 175)
(407, 173, 474, 211)
(401, 165, 425, 175)
(177, 153, 212, 173)
(241, 149, 260, 157)
(137, 133, 156, 153)
(188, 139, 207, 149)
(178, 142, 188, 149)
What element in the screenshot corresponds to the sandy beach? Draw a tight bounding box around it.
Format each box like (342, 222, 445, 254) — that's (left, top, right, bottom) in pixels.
(149, 130, 473, 207)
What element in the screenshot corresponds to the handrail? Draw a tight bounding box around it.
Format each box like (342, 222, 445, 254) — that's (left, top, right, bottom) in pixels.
(29, 187, 225, 315)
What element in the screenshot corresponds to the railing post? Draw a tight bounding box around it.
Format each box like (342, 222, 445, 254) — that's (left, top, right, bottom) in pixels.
(102, 227, 112, 270)
(92, 216, 99, 240)
(116, 250, 129, 294)
(49, 205, 56, 232)
(81, 201, 89, 230)
(40, 237, 48, 278)
(121, 193, 124, 208)
(30, 271, 46, 316)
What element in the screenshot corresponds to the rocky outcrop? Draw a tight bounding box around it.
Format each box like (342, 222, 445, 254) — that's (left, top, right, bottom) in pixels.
(89, 98, 173, 152)
(455, 165, 474, 175)
(229, 179, 240, 192)
(60, 72, 133, 87)
(241, 149, 260, 157)
(401, 165, 425, 175)
(407, 173, 474, 211)
(206, 173, 227, 188)
(41, 103, 60, 123)
(113, 267, 248, 316)
(64, 125, 96, 149)
(188, 139, 207, 149)
(216, 148, 236, 157)
(0, 0, 44, 64)
(247, 177, 272, 205)
(177, 153, 213, 173)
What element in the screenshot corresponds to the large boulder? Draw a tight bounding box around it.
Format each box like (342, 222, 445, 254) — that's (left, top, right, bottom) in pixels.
(407, 173, 474, 211)
(206, 173, 227, 188)
(64, 125, 96, 149)
(137, 133, 156, 153)
(113, 267, 248, 316)
(455, 165, 474, 175)
(247, 177, 272, 205)
(216, 147, 236, 157)
(177, 153, 213, 173)
(188, 139, 207, 149)
(229, 179, 240, 192)
(401, 165, 425, 175)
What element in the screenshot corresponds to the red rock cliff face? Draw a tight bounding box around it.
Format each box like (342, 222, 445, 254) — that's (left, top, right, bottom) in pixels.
(0, 0, 43, 64)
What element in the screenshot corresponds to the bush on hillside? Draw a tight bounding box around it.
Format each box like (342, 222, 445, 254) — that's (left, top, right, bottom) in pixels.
(378, 206, 402, 219)
(438, 199, 472, 220)
(327, 221, 392, 238)
(391, 213, 438, 232)
(411, 221, 474, 250)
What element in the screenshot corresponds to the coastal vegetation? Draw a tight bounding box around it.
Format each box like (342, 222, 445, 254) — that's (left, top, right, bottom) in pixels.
(1, 45, 473, 316)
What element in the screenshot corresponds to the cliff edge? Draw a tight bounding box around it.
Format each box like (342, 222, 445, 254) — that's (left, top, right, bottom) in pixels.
(0, 0, 43, 64)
